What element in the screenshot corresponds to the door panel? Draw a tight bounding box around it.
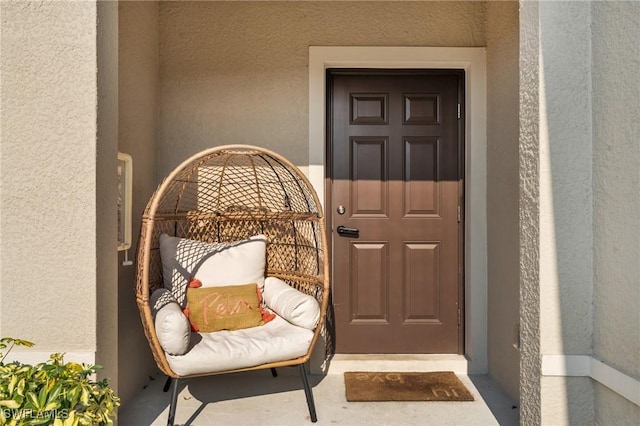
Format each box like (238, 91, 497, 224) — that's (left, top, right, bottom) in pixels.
(351, 137, 389, 216)
(404, 137, 440, 216)
(330, 70, 464, 354)
(404, 242, 440, 322)
(351, 242, 388, 321)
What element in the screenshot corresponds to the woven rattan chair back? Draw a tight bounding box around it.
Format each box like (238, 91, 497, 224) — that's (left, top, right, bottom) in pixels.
(135, 145, 329, 380)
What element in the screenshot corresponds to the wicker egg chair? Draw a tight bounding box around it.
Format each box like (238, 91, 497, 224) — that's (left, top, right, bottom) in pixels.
(135, 145, 329, 425)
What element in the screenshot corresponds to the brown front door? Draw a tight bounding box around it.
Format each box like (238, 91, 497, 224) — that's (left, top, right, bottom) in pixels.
(329, 70, 464, 353)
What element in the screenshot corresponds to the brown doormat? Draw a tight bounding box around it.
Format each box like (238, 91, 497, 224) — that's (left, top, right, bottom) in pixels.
(344, 371, 474, 402)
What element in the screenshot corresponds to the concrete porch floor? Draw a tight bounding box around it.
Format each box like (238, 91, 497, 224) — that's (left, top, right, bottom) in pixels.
(119, 368, 519, 425)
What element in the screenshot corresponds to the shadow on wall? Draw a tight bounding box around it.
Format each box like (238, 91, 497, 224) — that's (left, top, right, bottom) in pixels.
(539, 1, 595, 423)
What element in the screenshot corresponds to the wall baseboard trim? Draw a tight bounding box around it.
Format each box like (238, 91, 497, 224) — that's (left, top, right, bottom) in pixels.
(542, 354, 640, 406)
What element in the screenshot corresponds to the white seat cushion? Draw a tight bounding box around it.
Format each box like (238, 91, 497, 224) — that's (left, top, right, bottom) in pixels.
(166, 315, 313, 376)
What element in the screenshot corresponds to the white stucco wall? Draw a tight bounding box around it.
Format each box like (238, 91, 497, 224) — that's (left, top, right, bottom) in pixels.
(591, 1, 640, 423)
(117, 0, 161, 407)
(595, 382, 640, 425)
(521, 2, 594, 423)
(538, 0, 594, 359)
(486, 0, 519, 401)
(521, 1, 640, 423)
(157, 1, 485, 177)
(538, 2, 595, 423)
(0, 1, 98, 358)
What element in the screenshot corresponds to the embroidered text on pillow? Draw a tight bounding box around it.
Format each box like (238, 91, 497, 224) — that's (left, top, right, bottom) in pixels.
(185, 283, 263, 332)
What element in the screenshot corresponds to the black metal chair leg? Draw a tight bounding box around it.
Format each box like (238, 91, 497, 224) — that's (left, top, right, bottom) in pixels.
(163, 376, 172, 392)
(270, 368, 278, 377)
(298, 364, 317, 423)
(167, 378, 179, 426)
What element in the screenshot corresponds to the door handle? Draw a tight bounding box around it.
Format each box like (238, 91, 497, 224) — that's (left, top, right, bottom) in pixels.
(337, 225, 359, 238)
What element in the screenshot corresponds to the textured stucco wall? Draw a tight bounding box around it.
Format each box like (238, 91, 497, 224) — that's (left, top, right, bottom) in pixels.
(0, 1, 98, 354)
(541, 376, 595, 424)
(595, 382, 640, 425)
(538, 2, 595, 423)
(518, 0, 541, 422)
(96, 0, 120, 393)
(538, 0, 593, 358)
(521, 1, 640, 423)
(591, 1, 640, 423)
(486, 0, 520, 402)
(158, 1, 485, 177)
(117, 0, 161, 407)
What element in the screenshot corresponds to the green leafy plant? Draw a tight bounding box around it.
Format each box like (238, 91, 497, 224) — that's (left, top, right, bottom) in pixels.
(0, 338, 120, 426)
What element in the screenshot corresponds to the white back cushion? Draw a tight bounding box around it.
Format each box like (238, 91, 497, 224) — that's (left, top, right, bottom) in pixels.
(159, 234, 266, 306)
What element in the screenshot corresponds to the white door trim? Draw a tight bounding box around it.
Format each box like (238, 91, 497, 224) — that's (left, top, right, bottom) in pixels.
(308, 46, 487, 373)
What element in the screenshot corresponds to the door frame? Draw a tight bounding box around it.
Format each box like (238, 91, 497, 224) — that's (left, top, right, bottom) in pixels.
(308, 46, 487, 373)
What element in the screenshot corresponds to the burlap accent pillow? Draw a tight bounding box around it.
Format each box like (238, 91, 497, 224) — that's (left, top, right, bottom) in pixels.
(185, 283, 263, 332)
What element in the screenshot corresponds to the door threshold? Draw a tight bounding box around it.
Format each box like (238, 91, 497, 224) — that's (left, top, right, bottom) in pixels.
(321, 354, 470, 375)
